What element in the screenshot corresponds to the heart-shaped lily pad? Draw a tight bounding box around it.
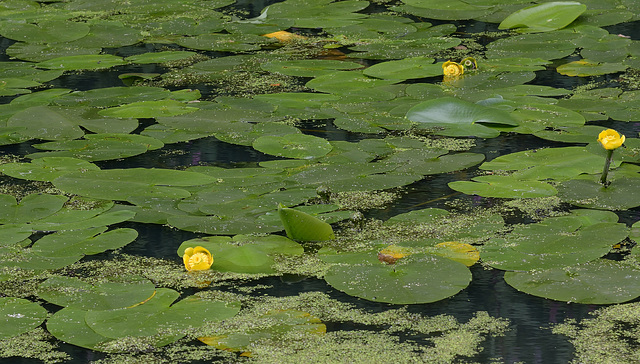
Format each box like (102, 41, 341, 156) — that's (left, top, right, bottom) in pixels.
(38, 276, 156, 310)
(324, 253, 471, 304)
(482, 215, 628, 271)
(0, 297, 48, 339)
(253, 133, 333, 159)
(504, 259, 640, 304)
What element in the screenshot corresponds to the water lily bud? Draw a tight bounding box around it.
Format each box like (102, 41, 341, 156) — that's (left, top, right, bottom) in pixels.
(183, 246, 213, 271)
(597, 129, 625, 150)
(461, 57, 477, 70)
(442, 61, 464, 77)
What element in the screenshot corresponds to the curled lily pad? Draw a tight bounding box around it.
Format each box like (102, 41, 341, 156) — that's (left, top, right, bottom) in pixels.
(406, 97, 518, 138)
(0, 297, 48, 339)
(499, 2, 587, 33)
(278, 205, 335, 242)
(324, 253, 471, 304)
(504, 260, 640, 304)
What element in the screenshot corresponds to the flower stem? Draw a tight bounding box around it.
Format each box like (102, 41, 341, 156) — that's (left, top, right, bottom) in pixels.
(600, 149, 614, 187)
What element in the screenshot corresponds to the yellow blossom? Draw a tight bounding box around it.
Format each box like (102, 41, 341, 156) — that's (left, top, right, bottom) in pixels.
(183, 246, 213, 271)
(442, 61, 464, 77)
(461, 57, 477, 70)
(597, 129, 625, 150)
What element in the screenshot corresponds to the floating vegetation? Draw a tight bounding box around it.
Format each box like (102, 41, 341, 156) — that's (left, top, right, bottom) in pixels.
(0, 0, 639, 361)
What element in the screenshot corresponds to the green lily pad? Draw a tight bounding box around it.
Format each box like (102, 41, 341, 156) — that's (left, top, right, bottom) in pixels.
(7, 105, 85, 141)
(52, 86, 171, 108)
(449, 175, 557, 198)
(557, 59, 628, 76)
(504, 259, 640, 304)
(0, 157, 100, 182)
(52, 168, 216, 202)
(306, 71, 398, 94)
(261, 59, 363, 77)
(28, 133, 164, 161)
(480, 146, 611, 181)
(253, 133, 333, 159)
(38, 276, 155, 310)
(178, 234, 303, 274)
(0, 297, 48, 339)
(267, 0, 369, 28)
(482, 216, 628, 271)
(499, 2, 587, 33)
(37, 54, 127, 71)
(199, 309, 325, 354)
(98, 100, 198, 118)
(406, 97, 518, 138)
(557, 174, 640, 210)
(363, 57, 442, 81)
(49, 289, 240, 352)
(0, 19, 90, 44)
(324, 253, 471, 304)
(0, 193, 67, 224)
(125, 51, 197, 64)
(278, 205, 335, 242)
(31, 227, 138, 257)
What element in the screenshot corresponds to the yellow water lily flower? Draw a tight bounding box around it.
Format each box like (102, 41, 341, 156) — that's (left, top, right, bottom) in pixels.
(597, 129, 625, 150)
(442, 61, 464, 77)
(183, 246, 213, 271)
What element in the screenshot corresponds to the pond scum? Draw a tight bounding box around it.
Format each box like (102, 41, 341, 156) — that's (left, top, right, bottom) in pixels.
(1, 0, 640, 363)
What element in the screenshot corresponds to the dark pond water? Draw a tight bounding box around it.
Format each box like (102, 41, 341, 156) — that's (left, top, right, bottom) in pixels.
(2, 2, 640, 363)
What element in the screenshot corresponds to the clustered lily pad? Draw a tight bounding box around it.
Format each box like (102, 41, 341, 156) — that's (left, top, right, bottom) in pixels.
(0, 0, 640, 361)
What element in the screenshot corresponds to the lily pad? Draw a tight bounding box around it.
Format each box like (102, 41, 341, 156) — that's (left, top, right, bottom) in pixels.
(261, 59, 363, 77)
(324, 253, 471, 304)
(37, 55, 127, 71)
(98, 100, 198, 118)
(0, 157, 100, 182)
(482, 216, 628, 271)
(38, 276, 156, 310)
(0, 297, 48, 339)
(504, 259, 640, 304)
(278, 205, 335, 242)
(31, 227, 138, 257)
(199, 309, 325, 354)
(253, 133, 333, 159)
(52, 168, 216, 202)
(28, 133, 164, 161)
(363, 57, 442, 81)
(177, 235, 303, 274)
(406, 97, 518, 138)
(556, 59, 628, 76)
(499, 2, 587, 33)
(449, 175, 557, 198)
